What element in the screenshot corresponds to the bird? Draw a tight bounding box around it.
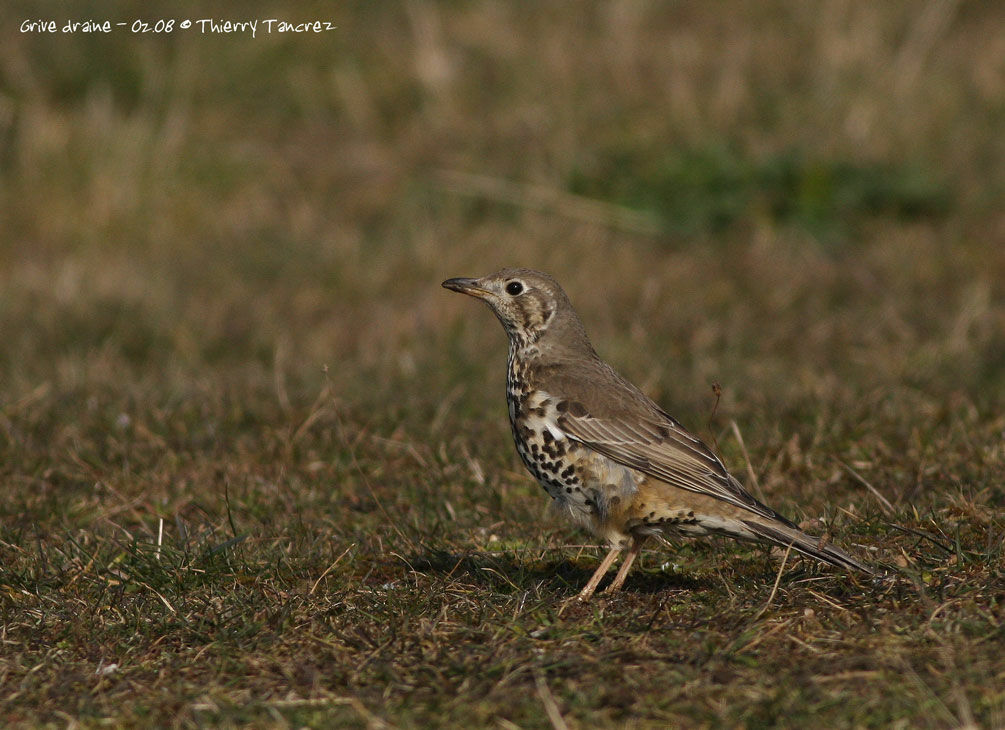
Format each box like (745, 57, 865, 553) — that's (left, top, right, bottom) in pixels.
(443, 267, 875, 600)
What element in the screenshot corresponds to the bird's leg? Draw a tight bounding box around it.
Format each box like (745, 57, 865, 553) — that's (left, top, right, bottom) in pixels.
(577, 545, 622, 601)
(603, 535, 647, 594)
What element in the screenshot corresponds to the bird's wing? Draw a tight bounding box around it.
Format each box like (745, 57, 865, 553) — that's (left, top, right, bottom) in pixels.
(554, 400, 791, 524)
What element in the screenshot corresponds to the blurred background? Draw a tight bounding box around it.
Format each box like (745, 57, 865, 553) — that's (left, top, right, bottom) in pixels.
(2, 0, 1004, 532)
(2, 1, 1003, 724)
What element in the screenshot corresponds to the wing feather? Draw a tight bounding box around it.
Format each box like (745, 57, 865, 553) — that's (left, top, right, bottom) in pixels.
(557, 409, 792, 524)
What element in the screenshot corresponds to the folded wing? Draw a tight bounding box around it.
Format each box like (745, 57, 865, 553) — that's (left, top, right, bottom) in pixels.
(555, 401, 794, 526)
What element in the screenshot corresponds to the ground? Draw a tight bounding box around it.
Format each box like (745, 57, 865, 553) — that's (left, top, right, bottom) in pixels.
(1, 1, 1003, 728)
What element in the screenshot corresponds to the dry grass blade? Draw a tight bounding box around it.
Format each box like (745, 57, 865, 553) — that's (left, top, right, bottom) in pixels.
(434, 169, 664, 235)
(730, 420, 767, 503)
(838, 459, 896, 516)
(753, 543, 793, 621)
(535, 673, 570, 730)
(310, 544, 356, 595)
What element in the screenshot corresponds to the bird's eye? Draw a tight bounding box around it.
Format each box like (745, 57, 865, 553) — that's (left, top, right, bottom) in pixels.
(505, 281, 524, 296)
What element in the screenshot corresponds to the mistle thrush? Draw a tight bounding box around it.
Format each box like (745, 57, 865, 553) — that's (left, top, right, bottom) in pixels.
(443, 268, 875, 600)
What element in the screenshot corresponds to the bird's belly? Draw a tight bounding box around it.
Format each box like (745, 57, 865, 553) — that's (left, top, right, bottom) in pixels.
(509, 405, 639, 544)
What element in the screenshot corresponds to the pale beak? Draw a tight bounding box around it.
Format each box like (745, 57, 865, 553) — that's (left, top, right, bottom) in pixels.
(442, 277, 490, 298)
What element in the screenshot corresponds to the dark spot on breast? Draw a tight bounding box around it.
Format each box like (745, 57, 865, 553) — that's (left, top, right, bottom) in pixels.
(609, 496, 621, 506)
(539, 398, 551, 408)
(565, 487, 573, 494)
(560, 466, 575, 479)
(542, 431, 554, 444)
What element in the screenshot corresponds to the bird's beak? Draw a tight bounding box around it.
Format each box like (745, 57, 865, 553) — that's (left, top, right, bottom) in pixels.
(442, 277, 490, 299)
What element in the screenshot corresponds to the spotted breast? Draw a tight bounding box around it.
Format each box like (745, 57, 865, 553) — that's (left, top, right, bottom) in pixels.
(507, 349, 639, 543)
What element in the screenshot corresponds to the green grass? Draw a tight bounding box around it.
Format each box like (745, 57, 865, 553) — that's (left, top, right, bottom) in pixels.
(2, 1, 1004, 727)
(568, 144, 951, 238)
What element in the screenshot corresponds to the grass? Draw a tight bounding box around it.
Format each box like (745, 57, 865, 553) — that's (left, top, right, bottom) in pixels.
(1, 1, 1004, 727)
(567, 144, 952, 238)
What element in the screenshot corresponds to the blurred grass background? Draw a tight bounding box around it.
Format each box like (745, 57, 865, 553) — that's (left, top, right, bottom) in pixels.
(1, 1, 1003, 727)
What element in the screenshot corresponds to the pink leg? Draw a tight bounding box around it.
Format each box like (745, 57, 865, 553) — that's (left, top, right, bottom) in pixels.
(577, 546, 622, 601)
(603, 536, 646, 594)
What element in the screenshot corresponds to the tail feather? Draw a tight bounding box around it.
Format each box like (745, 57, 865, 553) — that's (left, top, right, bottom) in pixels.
(741, 519, 877, 576)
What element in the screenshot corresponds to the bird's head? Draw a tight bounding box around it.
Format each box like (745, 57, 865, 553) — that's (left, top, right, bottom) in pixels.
(442, 268, 592, 353)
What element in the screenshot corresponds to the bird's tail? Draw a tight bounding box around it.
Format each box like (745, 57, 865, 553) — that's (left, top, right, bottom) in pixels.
(741, 518, 878, 576)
